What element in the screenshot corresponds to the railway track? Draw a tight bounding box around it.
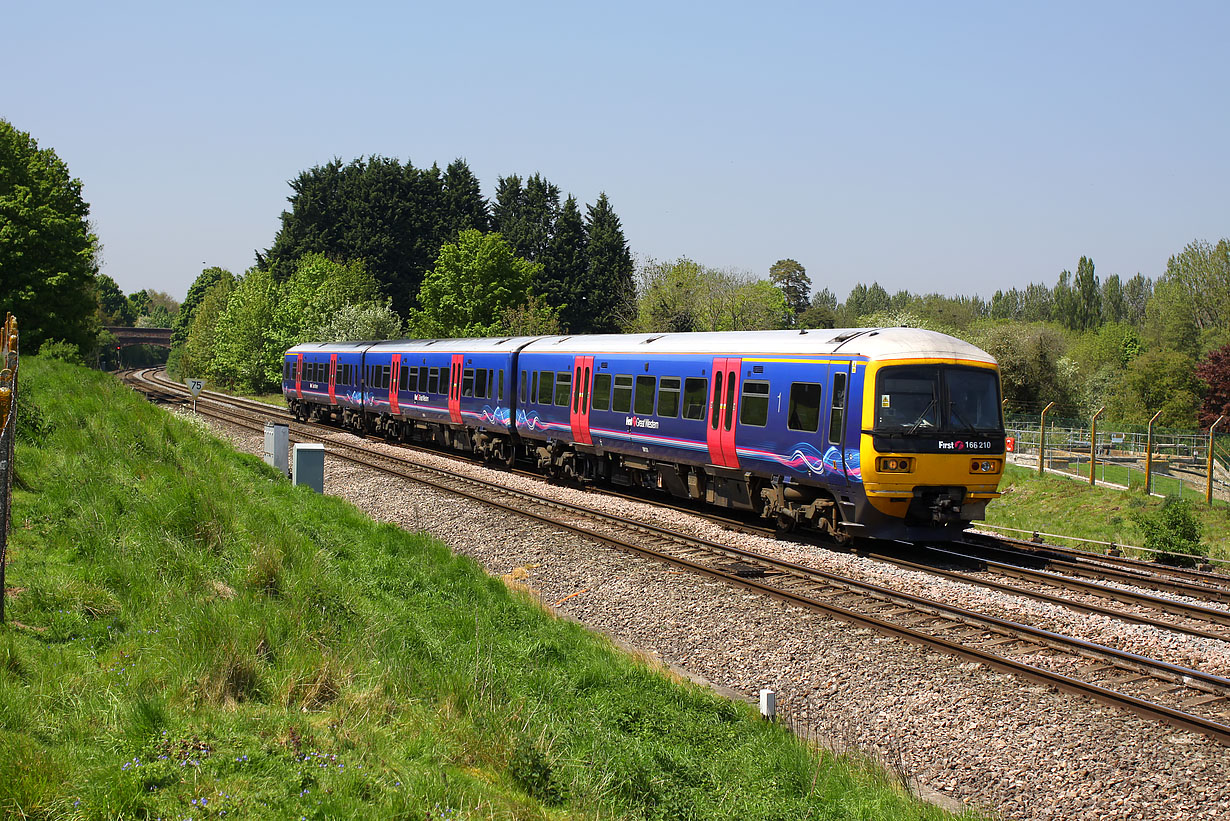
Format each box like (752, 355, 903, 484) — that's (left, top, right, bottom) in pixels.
(125, 368, 1230, 745)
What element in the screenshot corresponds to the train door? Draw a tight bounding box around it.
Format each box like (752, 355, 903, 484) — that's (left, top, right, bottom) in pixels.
(295, 354, 303, 399)
(570, 355, 594, 445)
(389, 354, 401, 414)
(706, 357, 741, 468)
(448, 354, 463, 424)
(827, 364, 851, 485)
(328, 354, 337, 403)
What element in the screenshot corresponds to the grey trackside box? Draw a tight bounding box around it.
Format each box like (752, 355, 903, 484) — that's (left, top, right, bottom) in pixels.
(292, 442, 324, 492)
(264, 422, 289, 476)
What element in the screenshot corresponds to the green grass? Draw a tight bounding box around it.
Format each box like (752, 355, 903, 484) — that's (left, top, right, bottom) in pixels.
(0, 357, 969, 820)
(981, 464, 1230, 562)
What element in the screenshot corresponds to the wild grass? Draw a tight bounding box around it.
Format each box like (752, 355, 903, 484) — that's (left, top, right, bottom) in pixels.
(981, 463, 1230, 561)
(1, 357, 972, 820)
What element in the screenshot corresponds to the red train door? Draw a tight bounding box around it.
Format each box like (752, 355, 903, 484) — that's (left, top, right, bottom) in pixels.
(389, 354, 401, 414)
(295, 354, 303, 400)
(328, 354, 337, 403)
(706, 357, 741, 468)
(570, 355, 594, 445)
(448, 354, 463, 424)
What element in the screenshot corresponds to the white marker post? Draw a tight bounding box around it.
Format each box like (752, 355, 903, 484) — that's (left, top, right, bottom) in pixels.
(186, 378, 205, 413)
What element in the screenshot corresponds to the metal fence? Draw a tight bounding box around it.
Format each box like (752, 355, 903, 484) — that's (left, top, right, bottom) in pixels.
(1003, 408, 1230, 504)
(1, 313, 18, 624)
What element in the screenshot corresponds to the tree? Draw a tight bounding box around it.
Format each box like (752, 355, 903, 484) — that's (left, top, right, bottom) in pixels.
(580, 193, 635, 333)
(311, 299, 404, 342)
(841, 282, 890, 324)
(441, 158, 489, 236)
(1072, 256, 1101, 330)
(1122, 273, 1152, 326)
(768, 259, 811, 321)
(213, 269, 283, 390)
(127, 288, 152, 318)
(272, 253, 379, 350)
(173, 266, 231, 347)
(1051, 269, 1079, 330)
(95, 274, 135, 326)
(635, 257, 707, 333)
(1143, 279, 1199, 359)
(411, 230, 541, 337)
(1196, 343, 1230, 430)
(1106, 350, 1202, 427)
(178, 272, 236, 380)
(0, 119, 99, 354)
(540, 195, 588, 323)
(1101, 274, 1126, 324)
(1162, 238, 1230, 335)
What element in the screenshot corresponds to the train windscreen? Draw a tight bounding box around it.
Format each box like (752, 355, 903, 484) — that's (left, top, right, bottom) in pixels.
(875, 365, 1001, 434)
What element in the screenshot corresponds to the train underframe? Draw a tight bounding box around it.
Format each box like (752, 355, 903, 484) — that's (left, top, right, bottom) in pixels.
(288, 397, 973, 542)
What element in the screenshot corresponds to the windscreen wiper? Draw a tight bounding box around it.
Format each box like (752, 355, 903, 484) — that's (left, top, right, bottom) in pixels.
(906, 399, 937, 435)
(949, 403, 978, 433)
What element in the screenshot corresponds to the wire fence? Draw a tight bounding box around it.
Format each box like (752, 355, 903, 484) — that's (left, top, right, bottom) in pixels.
(1003, 410, 1230, 505)
(1, 313, 18, 624)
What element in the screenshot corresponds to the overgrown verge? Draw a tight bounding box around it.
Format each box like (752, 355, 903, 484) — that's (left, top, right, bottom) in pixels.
(0, 357, 968, 820)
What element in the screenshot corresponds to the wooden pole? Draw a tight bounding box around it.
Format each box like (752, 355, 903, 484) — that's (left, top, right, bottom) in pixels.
(1038, 402, 1055, 476)
(1090, 406, 1104, 486)
(1210, 415, 1226, 506)
(1145, 409, 1163, 495)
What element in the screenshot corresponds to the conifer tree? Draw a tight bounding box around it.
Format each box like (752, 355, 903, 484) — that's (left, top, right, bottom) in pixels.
(540, 195, 588, 327)
(581, 193, 634, 333)
(442, 159, 489, 236)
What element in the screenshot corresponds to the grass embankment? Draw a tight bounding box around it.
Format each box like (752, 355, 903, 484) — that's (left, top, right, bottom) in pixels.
(1, 357, 965, 820)
(981, 464, 1230, 562)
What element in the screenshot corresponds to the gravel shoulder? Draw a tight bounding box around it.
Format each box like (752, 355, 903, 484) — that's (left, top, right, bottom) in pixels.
(186, 410, 1230, 821)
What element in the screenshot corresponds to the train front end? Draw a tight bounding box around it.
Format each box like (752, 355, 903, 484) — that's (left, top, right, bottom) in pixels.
(857, 355, 1005, 539)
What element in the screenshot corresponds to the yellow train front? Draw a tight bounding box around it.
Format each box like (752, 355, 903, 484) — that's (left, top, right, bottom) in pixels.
(848, 334, 1005, 541)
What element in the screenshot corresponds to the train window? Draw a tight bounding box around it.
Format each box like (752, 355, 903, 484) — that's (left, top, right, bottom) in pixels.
(613, 374, 633, 413)
(711, 372, 723, 429)
(682, 377, 707, 420)
(723, 376, 736, 431)
(555, 371, 572, 406)
(740, 381, 770, 427)
(657, 377, 680, 417)
(592, 373, 611, 411)
(498, 369, 504, 402)
(383, 366, 392, 390)
(788, 382, 822, 432)
(462, 368, 475, 398)
(418, 366, 429, 393)
(829, 372, 848, 444)
(634, 375, 656, 415)
(520, 370, 527, 403)
(531, 371, 539, 404)
(398, 366, 407, 391)
(475, 368, 488, 399)
(538, 371, 553, 405)
(428, 367, 440, 394)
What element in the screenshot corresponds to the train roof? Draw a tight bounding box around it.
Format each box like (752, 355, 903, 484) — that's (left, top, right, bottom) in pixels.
(286, 328, 996, 365)
(520, 328, 997, 364)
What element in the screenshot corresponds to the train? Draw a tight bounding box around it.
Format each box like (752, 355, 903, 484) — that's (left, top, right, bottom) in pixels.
(283, 328, 1006, 542)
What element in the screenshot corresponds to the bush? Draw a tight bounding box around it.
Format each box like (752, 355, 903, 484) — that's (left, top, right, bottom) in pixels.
(35, 339, 84, 364)
(1133, 495, 1205, 566)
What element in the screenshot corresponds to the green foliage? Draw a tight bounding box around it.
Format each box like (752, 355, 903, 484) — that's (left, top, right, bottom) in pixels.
(580, 193, 636, 333)
(172, 266, 231, 347)
(272, 253, 379, 348)
(4, 357, 961, 820)
(974, 322, 1081, 413)
(34, 338, 85, 365)
(411, 230, 541, 337)
(1106, 350, 1202, 427)
(635, 258, 790, 333)
(768, 258, 811, 320)
(213, 268, 282, 390)
(178, 271, 236, 381)
(310, 299, 404, 342)
(1132, 496, 1205, 565)
(840, 282, 891, 325)
(96, 274, 135, 326)
(0, 118, 99, 353)
(495, 293, 562, 336)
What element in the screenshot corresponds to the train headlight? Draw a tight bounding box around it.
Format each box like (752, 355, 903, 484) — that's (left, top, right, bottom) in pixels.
(877, 457, 913, 473)
(970, 459, 1002, 474)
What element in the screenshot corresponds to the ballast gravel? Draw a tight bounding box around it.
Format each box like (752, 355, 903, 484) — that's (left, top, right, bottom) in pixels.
(185, 410, 1230, 821)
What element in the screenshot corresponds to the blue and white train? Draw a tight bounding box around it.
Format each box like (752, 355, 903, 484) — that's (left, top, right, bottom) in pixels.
(284, 328, 1006, 542)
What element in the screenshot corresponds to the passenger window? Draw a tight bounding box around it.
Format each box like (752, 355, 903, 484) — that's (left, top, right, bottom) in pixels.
(829, 371, 848, 444)
(613, 374, 633, 413)
(475, 368, 488, 399)
(520, 370, 527, 403)
(634, 375, 656, 415)
(555, 371, 571, 406)
(428, 367, 440, 394)
(399, 366, 407, 391)
(418, 366, 429, 393)
(538, 371, 553, 405)
(788, 382, 822, 432)
(383, 366, 391, 390)
(682, 377, 707, 420)
(531, 371, 539, 404)
(592, 373, 612, 411)
(658, 377, 680, 417)
(711, 372, 723, 429)
(499, 369, 504, 402)
(462, 368, 475, 397)
(740, 380, 770, 427)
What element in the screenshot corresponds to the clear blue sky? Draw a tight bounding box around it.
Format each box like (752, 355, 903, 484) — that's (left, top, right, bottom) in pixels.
(4, 1, 1227, 303)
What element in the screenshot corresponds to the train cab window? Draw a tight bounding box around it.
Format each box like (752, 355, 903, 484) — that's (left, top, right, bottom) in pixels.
(592, 373, 612, 411)
(475, 368, 488, 399)
(462, 368, 475, 398)
(554, 371, 572, 406)
(740, 381, 770, 427)
(538, 371, 554, 405)
(788, 382, 822, 432)
(829, 372, 848, 444)
(613, 375, 633, 413)
(428, 367, 440, 394)
(683, 377, 707, 420)
(634, 375, 656, 415)
(657, 377, 680, 417)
